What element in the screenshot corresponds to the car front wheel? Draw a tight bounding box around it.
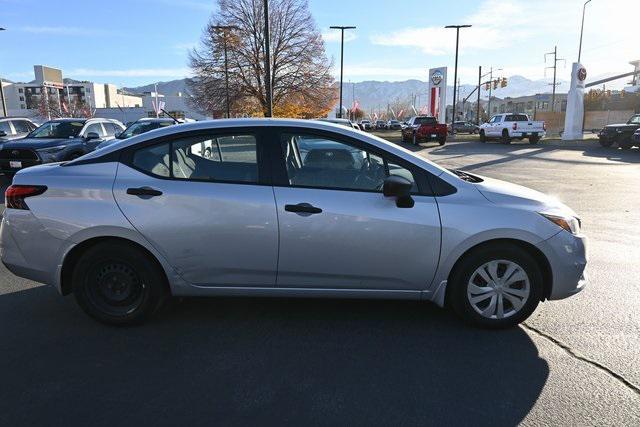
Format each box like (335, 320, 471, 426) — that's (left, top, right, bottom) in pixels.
(72, 241, 168, 325)
(448, 243, 542, 328)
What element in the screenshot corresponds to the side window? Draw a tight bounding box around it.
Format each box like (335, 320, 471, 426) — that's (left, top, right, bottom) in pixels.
(84, 123, 105, 137)
(11, 120, 31, 134)
(172, 134, 258, 183)
(0, 121, 12, 135)
(103, 122, 119, 136)
(280, 133, 417, 193)
(133, 143, 170, 177)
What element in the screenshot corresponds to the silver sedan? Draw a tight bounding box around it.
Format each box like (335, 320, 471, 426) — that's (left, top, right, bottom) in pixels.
(0, 119, 587, 328)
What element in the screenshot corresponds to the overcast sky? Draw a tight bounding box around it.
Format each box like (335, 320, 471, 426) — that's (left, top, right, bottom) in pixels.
(0, 0, 635, 88)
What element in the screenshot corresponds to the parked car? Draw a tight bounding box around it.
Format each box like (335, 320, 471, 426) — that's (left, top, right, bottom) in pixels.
(0, 119, 586, 328)
(0, 118, 124, 177)
(479, 114, 545, 144)
(386, 120, 402, 130)
(359, 120, 372, 131)
(317, 118, 359, 130)
(0, 117, 38, 142)
(401, 116, 447, 145)
(452, 121, 479, 134)
(95, 117, 178, 150)
(375, 120, 387, 130)
(598, 114, 640, 149)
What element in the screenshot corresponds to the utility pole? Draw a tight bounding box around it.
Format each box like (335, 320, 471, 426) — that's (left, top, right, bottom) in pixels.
(477, 65, 482, 124)
(545, 46, 565, 112)
(445, 24, 471, 133)
(330, 25, 356, 118)
(213, 25, 239, 118)
(263, 0, 272, 117)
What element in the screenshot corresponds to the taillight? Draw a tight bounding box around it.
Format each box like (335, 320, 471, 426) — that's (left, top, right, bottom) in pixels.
(512, 122, 518, 130)
(5, 185, 47, 210)
(543, 122, 547, 131)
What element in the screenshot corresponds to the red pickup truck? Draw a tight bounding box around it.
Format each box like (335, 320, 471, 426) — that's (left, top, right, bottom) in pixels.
(401, 116, 447, 145)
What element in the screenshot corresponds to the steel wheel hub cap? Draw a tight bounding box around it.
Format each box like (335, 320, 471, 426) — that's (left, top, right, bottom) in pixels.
(467, 260, 530, 319)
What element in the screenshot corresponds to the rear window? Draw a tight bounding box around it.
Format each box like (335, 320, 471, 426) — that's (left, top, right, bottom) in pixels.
(414, 117, 437, 125)
(505, 114, 529, 122)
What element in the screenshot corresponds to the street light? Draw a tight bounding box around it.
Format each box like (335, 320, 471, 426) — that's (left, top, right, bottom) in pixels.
(578, 0, 592, 63)
(445, 25, 471, 133)
(330, 25, 356, 119)
(212, 25, 239, 118)
(0, 27, 7, 118)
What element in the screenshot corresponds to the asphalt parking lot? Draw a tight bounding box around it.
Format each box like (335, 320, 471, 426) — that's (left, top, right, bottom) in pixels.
(1, 136, 639, 426)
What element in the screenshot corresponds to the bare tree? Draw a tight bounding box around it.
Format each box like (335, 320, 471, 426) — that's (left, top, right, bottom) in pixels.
(188, 0, 337, 118)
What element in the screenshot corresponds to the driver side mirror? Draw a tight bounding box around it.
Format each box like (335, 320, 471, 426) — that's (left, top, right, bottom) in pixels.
(383, 175, 414, 208)
(84, 132, 100, 141)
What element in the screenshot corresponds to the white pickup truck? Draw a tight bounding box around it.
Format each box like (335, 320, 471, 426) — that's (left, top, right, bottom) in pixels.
(479, 113, 546, 144)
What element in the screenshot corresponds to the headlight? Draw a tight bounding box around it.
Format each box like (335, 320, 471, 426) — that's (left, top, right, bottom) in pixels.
(37, 145, 66, 154)
(540, 213, 581, 235)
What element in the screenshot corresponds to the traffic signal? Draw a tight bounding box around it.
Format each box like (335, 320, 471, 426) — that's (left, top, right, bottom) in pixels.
(493, 79, 498, 90)
(500, 77, 508, 88)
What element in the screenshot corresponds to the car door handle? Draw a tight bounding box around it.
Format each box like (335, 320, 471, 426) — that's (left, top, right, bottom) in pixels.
(284, 203, 322, 214)
(127, 187, 163, 197)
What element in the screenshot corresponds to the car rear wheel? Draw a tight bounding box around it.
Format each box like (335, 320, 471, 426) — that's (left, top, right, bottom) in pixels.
(529, 134, 540, 144)
(479, 130, 486, 142)
(72, 242, 168, 325)
(448, 243, 542, 328)
(501, 129, 511, 144)
(438, 137, 446, 146)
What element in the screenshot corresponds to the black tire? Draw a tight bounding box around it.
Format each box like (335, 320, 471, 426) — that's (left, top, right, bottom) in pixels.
(617, 135, 633, 150)
(448, 243, 542, 329)
(479, 130, 486, 142)
(72, 241, 168, 325)
(501, 129, 511, 144)
(529, 134, 540, 144)
(438, 137, 446, 146)
(599, 137, 614, 147)
(472, 128, 479, 135)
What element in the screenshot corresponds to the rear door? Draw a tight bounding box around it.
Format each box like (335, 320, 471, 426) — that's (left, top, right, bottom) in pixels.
(113, 128, 279, 287)
(270, 128, 441, 291)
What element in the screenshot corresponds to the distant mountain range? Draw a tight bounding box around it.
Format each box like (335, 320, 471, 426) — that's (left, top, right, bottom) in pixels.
(123, 75, 569, 111)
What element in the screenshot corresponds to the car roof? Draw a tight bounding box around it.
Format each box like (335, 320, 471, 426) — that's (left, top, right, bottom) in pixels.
(71, 118, 447, 176)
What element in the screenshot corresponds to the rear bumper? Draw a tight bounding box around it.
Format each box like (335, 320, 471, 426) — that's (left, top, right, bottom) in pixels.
(536, 231, 587, 300)
(512, 131, 545, 138)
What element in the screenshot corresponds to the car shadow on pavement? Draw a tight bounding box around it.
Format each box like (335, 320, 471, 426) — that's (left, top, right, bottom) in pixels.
(0, 284, 549, 426)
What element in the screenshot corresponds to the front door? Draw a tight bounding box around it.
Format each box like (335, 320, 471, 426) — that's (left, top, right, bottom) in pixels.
(113, 130, 279, 287)
(272, 130, 441, 291)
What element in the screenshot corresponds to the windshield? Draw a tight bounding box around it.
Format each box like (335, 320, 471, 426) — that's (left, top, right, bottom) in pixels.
(118, 121, 174, 139)
(29, 121, 84, 139)
(628, 115, 640, 125)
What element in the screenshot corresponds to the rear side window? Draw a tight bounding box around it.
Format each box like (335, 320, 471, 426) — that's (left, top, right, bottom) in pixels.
(11, 120, 32, 134)
(131, 133, 258, 184)
(133, 143, 170, 177)
(0, 121, 12, 135)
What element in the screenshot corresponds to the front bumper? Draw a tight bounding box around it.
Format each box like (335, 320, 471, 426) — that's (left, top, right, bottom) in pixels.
(537, 231, 587, 300)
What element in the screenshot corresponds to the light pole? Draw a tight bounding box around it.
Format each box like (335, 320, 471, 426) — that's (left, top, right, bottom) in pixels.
(213, 25, 239, 118)
(263, 0, 272, 117)
(0, 27, 7, 118)
(330, 25, 356, 118)
(445, 25, 471, 133)
(578, 0, 592, 63)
